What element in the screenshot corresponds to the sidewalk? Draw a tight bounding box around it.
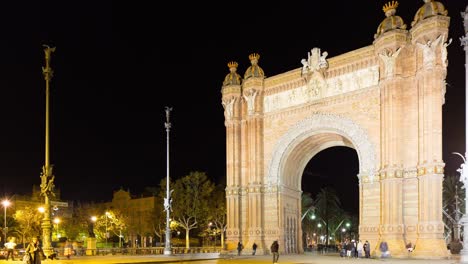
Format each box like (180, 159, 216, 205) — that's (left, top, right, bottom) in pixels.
(9, 252, 462, 264)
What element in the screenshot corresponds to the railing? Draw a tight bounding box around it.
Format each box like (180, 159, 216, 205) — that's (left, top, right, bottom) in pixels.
(82, 247, 221, 256)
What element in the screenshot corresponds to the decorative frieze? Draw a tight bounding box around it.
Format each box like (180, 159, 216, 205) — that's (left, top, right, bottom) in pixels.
(263, 66, 379, 113)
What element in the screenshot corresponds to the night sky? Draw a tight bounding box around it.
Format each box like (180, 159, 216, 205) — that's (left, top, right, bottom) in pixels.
(0, 1, 466, 213)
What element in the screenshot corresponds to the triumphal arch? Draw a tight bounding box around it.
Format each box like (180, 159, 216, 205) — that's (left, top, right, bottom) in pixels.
(221, 1, 451, 258)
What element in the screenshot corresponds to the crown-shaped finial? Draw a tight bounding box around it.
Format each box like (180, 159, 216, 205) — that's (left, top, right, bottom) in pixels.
(382, 1, 398, 13)
(227, 61, 238, 69)
(249, 53, 260, 61)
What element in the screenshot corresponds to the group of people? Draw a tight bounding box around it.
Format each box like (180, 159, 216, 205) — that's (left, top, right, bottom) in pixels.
(233, 238, 415, 262)
(237, 240, 280, 263)
(2, 236, 74, 263)
(2, 237, 39, 263)
(339, 239, 371, 258)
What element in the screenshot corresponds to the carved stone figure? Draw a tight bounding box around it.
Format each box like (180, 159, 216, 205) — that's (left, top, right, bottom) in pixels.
(243, 90, 257, 115)
(416, 35, 443, 67)
(441, 37, 452, 67)
(301, 48, 329, 74)
(378, 47, 402, 78)
(222, 97, 236, 119)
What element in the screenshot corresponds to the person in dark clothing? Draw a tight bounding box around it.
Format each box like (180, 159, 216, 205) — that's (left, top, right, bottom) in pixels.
(363, 240, 371, 258)
(252, 242, 258, 255)
(379, 240, 389, 258)
(237, 241, 243, 256)
(271, 240, 279, 264)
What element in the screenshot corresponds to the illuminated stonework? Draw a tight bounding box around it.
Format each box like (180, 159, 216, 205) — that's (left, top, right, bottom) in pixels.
(221, 3, 450, 259)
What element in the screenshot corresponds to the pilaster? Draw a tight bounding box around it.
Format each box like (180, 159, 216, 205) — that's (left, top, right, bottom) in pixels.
(409, 13, 449, 259)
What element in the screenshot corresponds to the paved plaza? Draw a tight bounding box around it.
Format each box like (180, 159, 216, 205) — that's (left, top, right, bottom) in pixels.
(7, 252, 464, 264)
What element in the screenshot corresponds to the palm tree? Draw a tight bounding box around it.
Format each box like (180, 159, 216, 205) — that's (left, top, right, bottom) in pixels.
(314, 187, 342, 246)
(301, 192, 315, 249)
(443, 174, 464, 243)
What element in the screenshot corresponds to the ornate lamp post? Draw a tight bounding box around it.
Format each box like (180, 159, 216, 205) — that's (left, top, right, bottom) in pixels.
(2, 200, 10, 244)
(163, 106, 173, 255)
(39, 44, 57, 258)
(456, 5, 468, 263)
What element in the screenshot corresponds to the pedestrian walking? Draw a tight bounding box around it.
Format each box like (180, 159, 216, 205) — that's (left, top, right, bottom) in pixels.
(252, 242, 258, 255)
(237, 241, 243, 256)
(25, 237, 43, 264)
(4, 237, 16, 261)
(271, 240, 279, 264)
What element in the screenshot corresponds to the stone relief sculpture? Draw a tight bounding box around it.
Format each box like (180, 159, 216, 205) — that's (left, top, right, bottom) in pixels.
(319, 51, 329, 69)
(378, 47, 402, 78)
(441, 36, 452, 67)
(416, 35, 444, 67)
(243, 90, 258, 115)
(301, 47, 329, 75)
(222, 97, 236, 119)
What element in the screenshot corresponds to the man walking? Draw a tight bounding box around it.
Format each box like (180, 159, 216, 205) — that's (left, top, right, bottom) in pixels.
(271, 240, 279, 264)
(4, 237, 16, 261)
(252, 242, 258, 255)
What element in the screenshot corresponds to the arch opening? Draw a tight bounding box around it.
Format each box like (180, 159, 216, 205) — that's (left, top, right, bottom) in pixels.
(301, 146, 359, 251)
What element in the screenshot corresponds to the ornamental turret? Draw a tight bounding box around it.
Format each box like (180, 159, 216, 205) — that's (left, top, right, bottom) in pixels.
(411, 0, 448, 27)
(221, 61, 242, 121)
(374, 1, 407, 39)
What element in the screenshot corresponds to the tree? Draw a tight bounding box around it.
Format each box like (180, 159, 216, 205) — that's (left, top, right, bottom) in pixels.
(301, 192, 315, 248)
(207, 184, 227, 248)
(171, 171, 215, 248)
(94, 210, 127, 246)
(443, 174, 464, 243)
(148, 182, 166, 244)
(314, 187, 342, 245)
(13, 206, 42, 246)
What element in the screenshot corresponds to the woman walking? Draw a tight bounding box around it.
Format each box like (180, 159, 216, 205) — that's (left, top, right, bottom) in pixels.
(25, 237, 43, 264)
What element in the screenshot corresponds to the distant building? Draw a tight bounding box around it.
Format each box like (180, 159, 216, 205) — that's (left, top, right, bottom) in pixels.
(101, 189, 157, 247)
(9, 185, 72, 242)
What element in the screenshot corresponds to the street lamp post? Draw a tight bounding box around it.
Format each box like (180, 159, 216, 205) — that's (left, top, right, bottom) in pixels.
(119, 229, 122, 248)
(54, 218, 60, 240)
(86, 216, 97, 256)
(2, 200, 10, 244)
(457, 6, 468, 263)
(39, 44, 57, 258)
(91, 216, 97, 237)
(454, 6, 468, 262)
(345, 222, 351, 240)
(105, 212, 110, 248)
(163, 107, 173, 255)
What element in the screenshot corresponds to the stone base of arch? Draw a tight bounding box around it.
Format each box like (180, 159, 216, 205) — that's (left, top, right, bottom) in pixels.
(411, 238, 449, 259)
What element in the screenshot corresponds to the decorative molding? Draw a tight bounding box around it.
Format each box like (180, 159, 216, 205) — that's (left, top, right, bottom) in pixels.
(267, 113, 377, 187)
(263, 66, 379, 113)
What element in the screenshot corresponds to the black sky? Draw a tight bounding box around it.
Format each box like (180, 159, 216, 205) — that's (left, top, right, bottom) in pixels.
(0, 1, 466, 209)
